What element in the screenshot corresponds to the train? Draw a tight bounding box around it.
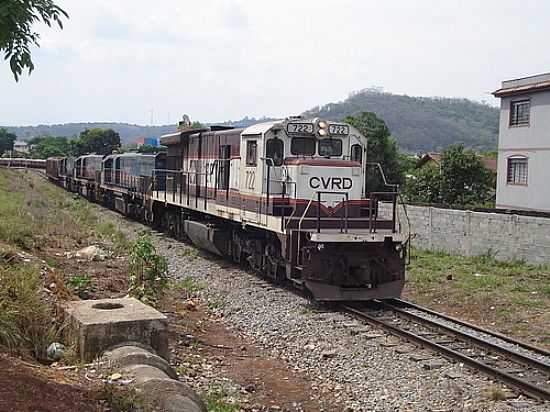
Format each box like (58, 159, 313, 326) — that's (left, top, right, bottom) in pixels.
(41, 117, 409, 301)
(0, 158, 46, 169)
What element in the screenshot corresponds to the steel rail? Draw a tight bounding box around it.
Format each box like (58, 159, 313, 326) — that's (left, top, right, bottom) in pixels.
(342, 305, 550, 401)
(380, 300, 550, 375)
(388, 298, 550, 358)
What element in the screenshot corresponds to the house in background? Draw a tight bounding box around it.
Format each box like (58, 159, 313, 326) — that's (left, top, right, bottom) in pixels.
(416, 152, 497, 173)
(493, 72, 550, 212)
(13, 141, 29, 154)
(135, 137, 159, 148)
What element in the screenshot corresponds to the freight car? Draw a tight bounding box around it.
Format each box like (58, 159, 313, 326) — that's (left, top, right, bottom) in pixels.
(0, 158, 46, 169)
(46, 117, 409, 301)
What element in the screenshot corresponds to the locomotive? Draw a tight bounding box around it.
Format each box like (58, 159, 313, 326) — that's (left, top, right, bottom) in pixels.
(45, 117, 409, 301)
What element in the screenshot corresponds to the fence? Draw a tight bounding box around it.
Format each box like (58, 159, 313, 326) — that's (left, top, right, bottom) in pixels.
(380, 202, 550, 264)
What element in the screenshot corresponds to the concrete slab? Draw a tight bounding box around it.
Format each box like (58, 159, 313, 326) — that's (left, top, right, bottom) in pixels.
(63, 298, 168, 361)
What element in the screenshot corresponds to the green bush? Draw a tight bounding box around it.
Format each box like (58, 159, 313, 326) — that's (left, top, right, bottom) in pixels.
(128, 232, 168, 305)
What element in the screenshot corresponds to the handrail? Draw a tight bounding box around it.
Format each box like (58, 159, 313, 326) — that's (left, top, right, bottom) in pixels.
(296, 193, 317, 266)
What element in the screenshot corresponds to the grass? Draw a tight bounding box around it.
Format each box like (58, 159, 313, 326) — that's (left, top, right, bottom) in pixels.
(484, 385, 507, 401)
(101, 383, 146, 412)
(0, 169, 131, 360)
(0, 172, 34, 249)
(174, 276, 204, 295)
(202, 389, 240, 412)
(408, 249, 550, 297)
(67, 275, 96, 299)
(0, 263, 61, 360)
(406, 248, 550, 345)
(181, 247, 199, 260)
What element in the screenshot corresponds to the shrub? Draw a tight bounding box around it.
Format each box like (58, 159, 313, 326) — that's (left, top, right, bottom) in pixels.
(128, 232, 168, 305)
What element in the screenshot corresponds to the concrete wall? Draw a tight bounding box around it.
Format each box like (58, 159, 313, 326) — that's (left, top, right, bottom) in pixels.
(381, 203, 550, 264)
(496, 86, 550, 212)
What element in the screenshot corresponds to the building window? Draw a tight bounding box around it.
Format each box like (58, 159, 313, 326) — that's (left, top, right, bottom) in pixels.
(246, 140, 257, 166)
(507, 156, 528, 185)
(509, 100, 530, 126)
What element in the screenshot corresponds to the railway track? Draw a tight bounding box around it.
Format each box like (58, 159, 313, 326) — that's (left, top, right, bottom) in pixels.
(342, 299, 550, 401)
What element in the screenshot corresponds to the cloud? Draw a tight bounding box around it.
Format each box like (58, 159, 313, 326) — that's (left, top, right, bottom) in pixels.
(2, 0, 550, 126)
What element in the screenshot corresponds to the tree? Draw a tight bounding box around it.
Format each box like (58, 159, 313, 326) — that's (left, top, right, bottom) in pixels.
(402, 144, 492, 207)
(29, 135, 70, 158)
(137, 144, 166, 154)
(0, 128, 17, 156)
(71, 128, 121, 156)
(1, 0, 68, 81)
(343, 112, 403, 193)
(402, 165, 442, 204)
(439, 144, 491, 207)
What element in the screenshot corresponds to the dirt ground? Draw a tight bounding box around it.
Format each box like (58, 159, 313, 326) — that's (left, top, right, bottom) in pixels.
(0, 169, 335, 411)
(0, 355, 101, 412)
(162, 289, 340, 411)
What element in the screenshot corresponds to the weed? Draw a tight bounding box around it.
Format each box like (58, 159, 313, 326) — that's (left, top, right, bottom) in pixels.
(0, 308, 21, 350)
(207, 298, 225, 311)
(44, 257, 57, 268)
(202, 389, 240, 412)
(181, 247, 199, 260)
(68, 275, 95, 299)
(485, 385, 507, 401)
(174, 276, 203, 295)
(128, 232, 168, 305)
(97, 222, 130, 252)
(101, 382, 147, 412)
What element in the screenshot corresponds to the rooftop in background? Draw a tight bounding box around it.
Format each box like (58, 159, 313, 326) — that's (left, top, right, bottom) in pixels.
(417, 152, 497, 172)
(493, 72, 550, 98)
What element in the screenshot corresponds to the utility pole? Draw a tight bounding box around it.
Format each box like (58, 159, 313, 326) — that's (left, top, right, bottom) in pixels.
(149, 109, 154, 126)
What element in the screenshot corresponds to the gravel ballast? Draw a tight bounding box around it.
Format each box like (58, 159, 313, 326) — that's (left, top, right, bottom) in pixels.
(101, 209, 549, 411)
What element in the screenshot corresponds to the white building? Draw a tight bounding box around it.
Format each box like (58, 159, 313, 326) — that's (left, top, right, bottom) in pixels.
(13, 141, 29, 153)
(493, 72, 550, 212)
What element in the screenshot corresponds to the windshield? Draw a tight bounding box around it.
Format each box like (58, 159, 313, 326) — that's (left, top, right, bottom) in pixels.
(318, 139, 342, 157)
(291, 137, 315, 156)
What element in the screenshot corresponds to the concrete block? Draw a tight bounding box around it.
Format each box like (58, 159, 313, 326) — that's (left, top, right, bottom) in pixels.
(63, 298, 168, 361)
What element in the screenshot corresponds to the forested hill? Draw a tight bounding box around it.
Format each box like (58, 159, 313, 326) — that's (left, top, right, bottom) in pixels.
(3, 117, 273, 145)
(3, 123, 176, 144)
(302, 89, 499, 153)
(4, 92, 499, 152)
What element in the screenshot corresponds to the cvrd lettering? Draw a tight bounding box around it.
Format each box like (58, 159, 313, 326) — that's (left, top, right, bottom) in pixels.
(309, 177, 353, 190)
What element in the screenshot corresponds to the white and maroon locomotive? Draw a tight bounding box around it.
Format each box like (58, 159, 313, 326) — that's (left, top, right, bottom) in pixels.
(46, 117, 408, 301)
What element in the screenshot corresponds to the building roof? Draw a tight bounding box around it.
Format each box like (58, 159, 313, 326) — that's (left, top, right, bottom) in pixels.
(416, 152, 497, 172)
(493, 72, 550, 97)
(416, 152, 441, 168)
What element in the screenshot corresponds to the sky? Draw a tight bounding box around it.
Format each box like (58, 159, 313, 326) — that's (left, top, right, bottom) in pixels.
(2, 0, 550, 126)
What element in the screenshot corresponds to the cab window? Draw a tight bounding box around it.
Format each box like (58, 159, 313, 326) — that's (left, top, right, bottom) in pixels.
(318, 139, 342, 157)
(266, 139, 284, 166)
(291, 137, 315, 156)
(246, 140, 257, 166)
(351, 144, 362, 163)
